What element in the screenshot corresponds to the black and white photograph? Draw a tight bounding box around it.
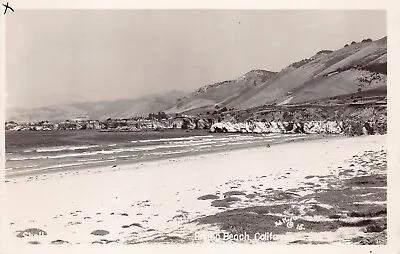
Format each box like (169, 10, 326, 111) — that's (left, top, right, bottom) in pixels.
(2, 6, 391, 249)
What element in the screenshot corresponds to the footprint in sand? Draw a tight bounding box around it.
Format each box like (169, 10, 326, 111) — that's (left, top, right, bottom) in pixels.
(122, 223, 142, 229)
(66, 221, 82, 226)
(51, 239, 70, 244)
(198, 194, 219, 200)
(28, 241, 41, 245)
(91, 229, 110, 236)
(99, 239, 120, 244)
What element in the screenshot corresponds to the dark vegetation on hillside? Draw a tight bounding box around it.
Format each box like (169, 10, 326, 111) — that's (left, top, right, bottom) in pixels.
(363, 63, 387, 75)
(290, 58, 314, 68)
(345, 38, 372, 47)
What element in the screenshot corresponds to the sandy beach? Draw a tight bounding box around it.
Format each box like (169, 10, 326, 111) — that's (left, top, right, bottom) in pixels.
(4, 134, 387, 246)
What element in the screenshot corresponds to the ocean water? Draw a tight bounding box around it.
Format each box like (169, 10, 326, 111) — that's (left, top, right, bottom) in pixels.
(5, 130, 312, 177)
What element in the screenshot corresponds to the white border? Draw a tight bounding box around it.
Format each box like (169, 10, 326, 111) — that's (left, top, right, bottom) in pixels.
(386, 3, 400, 252)
(1, 1, 398, 253)
(5, 0, 390, 10)
(0, 0, 6, 252)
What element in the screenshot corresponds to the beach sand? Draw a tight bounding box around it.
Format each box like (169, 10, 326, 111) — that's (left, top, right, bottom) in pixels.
(4, 135, 386, 246)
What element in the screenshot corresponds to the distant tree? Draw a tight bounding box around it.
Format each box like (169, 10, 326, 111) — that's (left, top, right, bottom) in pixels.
(344, 44, 349, 47)
(351, 41, 356, 45)
(157, 111, 167, 120)
(357, 88, 362, 93)
(282, 111, 293, 121)
(361, 38, 372, 43)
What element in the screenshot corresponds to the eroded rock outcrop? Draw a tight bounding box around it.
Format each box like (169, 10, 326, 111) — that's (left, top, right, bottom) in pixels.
(195, 118, 211, 130)
(210, 121, 344, 134)
(182, 118, 196, 130)
(209, 120, 385, 136)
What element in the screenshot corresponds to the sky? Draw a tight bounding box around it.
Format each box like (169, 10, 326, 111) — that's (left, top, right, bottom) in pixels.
(6, 10, 386, 109)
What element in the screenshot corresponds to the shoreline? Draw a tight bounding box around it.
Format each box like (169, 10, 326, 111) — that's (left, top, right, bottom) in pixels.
(4, 134, 386, 246)
(5, 133, 343, 179)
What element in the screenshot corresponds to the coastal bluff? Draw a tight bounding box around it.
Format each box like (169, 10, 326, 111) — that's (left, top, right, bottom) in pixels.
(209, 120, 381, 135)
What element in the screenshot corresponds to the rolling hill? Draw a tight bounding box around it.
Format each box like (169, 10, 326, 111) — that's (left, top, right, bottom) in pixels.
(167, 36, 387, 114)
(165, 69, 277, 114)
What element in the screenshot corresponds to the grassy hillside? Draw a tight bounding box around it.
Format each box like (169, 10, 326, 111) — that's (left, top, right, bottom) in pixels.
(237, 37, 387, 109)
(170, 36, 386, 115)
(165, 70, 277, 114)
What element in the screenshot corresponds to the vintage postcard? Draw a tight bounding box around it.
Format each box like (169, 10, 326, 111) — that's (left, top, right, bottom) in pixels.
(0, 1, 397, 253)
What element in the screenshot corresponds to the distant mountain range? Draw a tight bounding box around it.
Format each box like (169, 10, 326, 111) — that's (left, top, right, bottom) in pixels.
(7, 36, 387, 123)
(6, 90, 187, 123)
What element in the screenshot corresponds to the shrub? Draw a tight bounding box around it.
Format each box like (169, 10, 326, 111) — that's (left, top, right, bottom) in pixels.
(361, 38, 373, 43)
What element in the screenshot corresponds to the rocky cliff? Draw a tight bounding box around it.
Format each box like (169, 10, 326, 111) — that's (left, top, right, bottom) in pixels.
(209, 119, 384, 136)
